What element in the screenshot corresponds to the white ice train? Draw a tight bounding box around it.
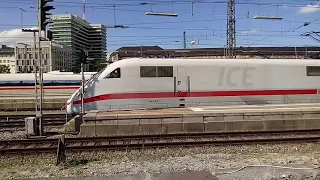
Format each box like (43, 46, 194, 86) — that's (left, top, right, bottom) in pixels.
(66, 58, 320, 115)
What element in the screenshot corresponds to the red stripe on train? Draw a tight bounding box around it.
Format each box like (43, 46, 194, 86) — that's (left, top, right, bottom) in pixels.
(72, 89, 318, 105)
(0, 86, 80, 90)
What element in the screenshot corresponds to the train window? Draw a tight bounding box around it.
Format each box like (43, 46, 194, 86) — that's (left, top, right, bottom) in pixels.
(157, 66, 173, 77)
(307, 66, 320, 76)
(140, 66, 156, 77)
(105, 68, 121, 79)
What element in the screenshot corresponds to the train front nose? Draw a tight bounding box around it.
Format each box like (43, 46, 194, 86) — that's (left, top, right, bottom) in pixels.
(66, 99, 73, 114)
(66, 89, 82, 115)
(66, 71, 98, 115)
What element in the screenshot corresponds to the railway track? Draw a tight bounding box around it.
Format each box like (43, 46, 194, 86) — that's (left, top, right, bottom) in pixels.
(0, 119, 67, 128)
(0, 112, 72, 129)
(0, 130, 319, 154)
(0, 112, 72, 121)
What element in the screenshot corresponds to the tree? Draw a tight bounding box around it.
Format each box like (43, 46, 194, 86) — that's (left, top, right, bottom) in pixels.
(72, 50, 107, 72)
(0, 65, 10, 73)
(72, 49, 87, 73)
(90, 59, 106, 72)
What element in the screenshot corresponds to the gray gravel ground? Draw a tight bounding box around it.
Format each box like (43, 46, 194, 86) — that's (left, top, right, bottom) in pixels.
(0, 143, 319, 180)
(0, 128, 79, 140)
(0, 129, 27, 140)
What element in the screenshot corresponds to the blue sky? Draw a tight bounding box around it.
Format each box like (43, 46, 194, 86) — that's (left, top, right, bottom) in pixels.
(0, 0, 320, 53)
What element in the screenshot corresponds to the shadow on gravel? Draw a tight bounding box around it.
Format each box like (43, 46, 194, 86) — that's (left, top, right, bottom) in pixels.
(268, 173, 320, 180)
(59, 157, 98, 169)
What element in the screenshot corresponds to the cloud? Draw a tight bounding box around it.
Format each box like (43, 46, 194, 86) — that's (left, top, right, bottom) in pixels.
(0, 27, 39, 47)
(299, 3, 320, 14)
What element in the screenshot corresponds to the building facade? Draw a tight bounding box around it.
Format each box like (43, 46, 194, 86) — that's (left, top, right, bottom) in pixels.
(0, 45, 16, 73)
(15, 41, 72, 73)
(89, 24, 107, 63)
(49, 14, 107, 71)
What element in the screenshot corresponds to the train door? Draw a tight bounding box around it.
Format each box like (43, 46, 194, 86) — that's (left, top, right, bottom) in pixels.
(176, 66, 187, 94)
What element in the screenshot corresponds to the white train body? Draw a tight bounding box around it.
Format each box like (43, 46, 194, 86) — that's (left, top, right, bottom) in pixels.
(66, 58, 320, 114)
(0, 71, 96, 99)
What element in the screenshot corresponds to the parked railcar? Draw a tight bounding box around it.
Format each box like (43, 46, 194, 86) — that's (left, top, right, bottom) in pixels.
(0, 71, 96, 98)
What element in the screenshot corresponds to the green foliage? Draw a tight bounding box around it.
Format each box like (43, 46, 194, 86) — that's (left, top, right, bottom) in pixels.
(0, 65, 10, 73)
(72, 50, 107, 73)
(90, 59, 107, 72)
(71, 60, 81, 74)
(72, 50, 87, 73)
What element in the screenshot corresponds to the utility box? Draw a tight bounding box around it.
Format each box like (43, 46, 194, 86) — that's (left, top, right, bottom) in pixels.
(25, 117, 39, 136)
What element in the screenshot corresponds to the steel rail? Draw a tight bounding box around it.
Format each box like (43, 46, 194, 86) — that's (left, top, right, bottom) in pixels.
(0, 130, 319, 154)
(0, 119, 67, 128)
(0, 112, 71, 121)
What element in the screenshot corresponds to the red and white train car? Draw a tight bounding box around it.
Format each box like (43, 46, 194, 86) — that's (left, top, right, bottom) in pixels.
(0, 71, 96, 99)
(66, 58, 320, 114)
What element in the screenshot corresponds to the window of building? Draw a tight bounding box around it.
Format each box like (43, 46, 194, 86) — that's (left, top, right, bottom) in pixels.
(0, 60, 2, 63)
(104, 68, 121, 79)
(140, 66, 173, 78)
(307, 66, 320, 76)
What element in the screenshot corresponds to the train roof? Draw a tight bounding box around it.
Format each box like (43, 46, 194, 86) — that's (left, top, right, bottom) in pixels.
(0, 72, 95, 81)
(46, 71, 97, 75)
(110, 58, 320, 68)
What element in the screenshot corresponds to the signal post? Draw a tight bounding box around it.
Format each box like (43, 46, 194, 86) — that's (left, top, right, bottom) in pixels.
(77, 48, 93, 116)
(36, 0, 55, 137)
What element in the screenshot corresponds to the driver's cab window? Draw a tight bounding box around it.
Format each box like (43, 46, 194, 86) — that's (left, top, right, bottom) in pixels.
(105, 68, 121, 79)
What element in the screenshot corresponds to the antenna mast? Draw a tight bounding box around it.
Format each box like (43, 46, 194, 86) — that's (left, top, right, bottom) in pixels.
(227, 0, 236, 58)
(83, 0, 86, 20)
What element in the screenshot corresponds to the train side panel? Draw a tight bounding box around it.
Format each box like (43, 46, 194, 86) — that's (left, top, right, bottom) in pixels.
(67, 58, 320, 114)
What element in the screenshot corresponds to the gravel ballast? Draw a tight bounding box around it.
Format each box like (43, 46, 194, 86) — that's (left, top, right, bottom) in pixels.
(0, 143, 319, 179)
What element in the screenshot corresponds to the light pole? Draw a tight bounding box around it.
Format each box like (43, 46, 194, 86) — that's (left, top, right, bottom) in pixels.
(19, 7, 38, 28)
(19, 7, 27, 28)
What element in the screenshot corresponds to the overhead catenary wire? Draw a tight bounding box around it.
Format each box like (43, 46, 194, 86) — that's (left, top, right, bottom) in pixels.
(2, 0, 320, 8)
(247, 18, 320, 47)
(1, 0, 319, 50)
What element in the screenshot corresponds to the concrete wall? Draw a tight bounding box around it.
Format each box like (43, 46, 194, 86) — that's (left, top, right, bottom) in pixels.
(0, 99, 66, 111)
(80, 110, 320, 136)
